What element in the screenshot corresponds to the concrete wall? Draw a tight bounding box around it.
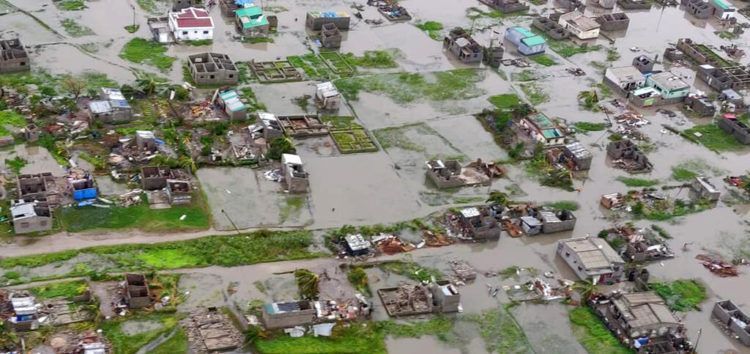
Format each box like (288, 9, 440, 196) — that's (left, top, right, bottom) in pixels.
(262, 307, 316, 329)
(305, 13, 350, 31)
(13, 215, 52, 234)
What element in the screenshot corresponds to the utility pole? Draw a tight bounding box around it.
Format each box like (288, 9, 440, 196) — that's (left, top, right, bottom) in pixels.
(221, 209, 241, 234)
(131, 4, 136, 29)
(693, 328, 702, 352)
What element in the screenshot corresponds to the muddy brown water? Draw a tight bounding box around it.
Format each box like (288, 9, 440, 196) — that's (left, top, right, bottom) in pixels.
(3, 0, 750, 352)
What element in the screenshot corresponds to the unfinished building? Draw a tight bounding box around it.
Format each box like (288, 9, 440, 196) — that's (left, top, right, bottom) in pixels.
(262, 301, 316, 329)
(682, 0, 712, 19)
(443, 28, 483, 63)
(425, 160, 492, 189)
(446, 206, 502, 242)
(593, 292, 692, 352)
(188, 53, 239, 86)
(697, 64, 750, 92)
(315, 82, 341, 111)
(124, 274, 152, 309)
(531, 17, 569, 40)
(676, 38, 733, 67)
(0, 38, 30, 74)
(182, 308, 244, 353)
(281, 154, 309, 193)
(595, 13, 630, 32)
(10, 199, 52, 234)
(250, 60, 303, 83)
(141, 166, 191, 191)
(607, 139, 653, 173)
(684, 94, 716, 117)
(305, 11, 350, 31)
(320, 23, 342, 49)
(378, 284, 434, 317)
(718, 115, 750, 144)
(712, 300, 750, 346)
(479, 0, 529, 14)
(277, 115, 329, 137)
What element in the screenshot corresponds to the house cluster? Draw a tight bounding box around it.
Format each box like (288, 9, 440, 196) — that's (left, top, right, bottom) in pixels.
(681, 0, 736, 20)
(603, 65, 691, 108)
(443, 203, 578, 241)
(600, 226, 675, 263)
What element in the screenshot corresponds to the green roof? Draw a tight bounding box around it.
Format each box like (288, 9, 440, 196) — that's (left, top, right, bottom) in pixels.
(529, 113, 555, 129)
(236, 6, 269, 29)
(521, 35, 546, 47)
(712, 0, 732, 10)
(511, 26, 534, 38)
(542, 128, 563, 139)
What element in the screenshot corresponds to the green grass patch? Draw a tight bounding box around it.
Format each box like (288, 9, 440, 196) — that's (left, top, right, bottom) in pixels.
(347, 267, 371, 296)
(59, 194, 210, 233)
(344, 50, 398, 69)
(183, 39, 212, 46)
(671, 167, 698, 181)
(649, 279, 707, 312)
(102, 312, 178, 354)
(617, 177, 660, 187)
(0, 110, 27, 137)
(124, 24, 140, 33)
(682, 123, 747, 152)
(464, 307, 533, 353)
(529, 54, 556, 66)
(373, 122, 451, 153)
(519, 82, 548, 105)
(511, 69, 537, 82)
(546, 38, 602, 58)
(288, 53, 332, 80)
(415, 21, 444, 41)
(321, 116, 378, 153)
(379, 260, 443, 283)
(574, 121, 607, 132)
(150, 328, 188, 354)
(279, 195, 306, 222)
(334, 69, 485, 103)
(606, 47, 621, 62)
(29, 280, 88, 299)
(544, 200, 579, 211)
(256, 322, 386, 354)
(488, 93, 521, 109)
(715, 30, 739, 40)
(670, 159, 724, 182)
(466, 6, 526, 20)
(569, 307, 632, 354)
(120, 38, 176, 70)
(135, 0, 158, 13)
(56, 0, 86, 11)
(61, 18, 94, 37)
(5, 156, 28, 174)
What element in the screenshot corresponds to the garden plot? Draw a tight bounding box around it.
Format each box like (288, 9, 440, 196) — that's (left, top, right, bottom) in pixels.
(197, 167, 312, 230)
(320, 116, 378, 154)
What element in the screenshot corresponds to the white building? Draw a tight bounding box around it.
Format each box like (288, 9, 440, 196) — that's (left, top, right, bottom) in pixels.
(558, 10, 600, 40)
(557, 237, 625, 284)
(315, 82, 341, 111)
(168, 7, 214, 41)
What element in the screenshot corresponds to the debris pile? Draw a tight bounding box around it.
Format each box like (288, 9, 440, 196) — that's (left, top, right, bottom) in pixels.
(182, 308, 244, 353)
(696, 254, 738, 277)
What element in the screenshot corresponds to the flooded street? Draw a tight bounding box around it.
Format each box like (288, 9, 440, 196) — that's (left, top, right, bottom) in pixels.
(2, 0, 750, 352)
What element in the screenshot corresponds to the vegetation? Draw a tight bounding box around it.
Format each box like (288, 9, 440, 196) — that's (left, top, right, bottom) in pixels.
(464, 307, 533, 353)
(124, 24, 140, 33)
(184, 39, 212, 46)
(511, 70, 537, 82)
(347, 267, 371, 296)
(379, 260, 443, 283)
(569, 307, 632, 354)
(4, 156, 27, 174)
(295, 269, 320, 300)
(606, 47, 621, 61)
(671, 167, 698, 181)
(488, 94, 521, 109)
(61, 19, 94, 37)
(59, 194, 210, 232)
(651, 224, 672, 239)
(135, 0, 159, 13)
(466, 6, 525, 20)
(373, 122, 455, 153)
(334, 69, 485, 103)
(616, 177, 660, 187)
(649, 280, 707, 312)
(321, 116, 378, 153)
(529, 54, 556, 66)
(525, 150, 574, 191)
(415, 21, 444, 40)
(267, 137, 296, 160)
(56, 0, 86, 10)
(545, 37, 602, 58)
(255, 322, 386, 354)
(670, 159, 724, 182)
(150, 328, 188, 354)
(577, 90, 600, 111)
(544, 200, 579, 211)
(102, 312, 178, 354)
(519, 82, 549, 105)
(120, 38, 176, 70)
(0, 110, 27, 137)
(682, 123, 747, 152)
(288, 53, 334, 79)
(344, 50, 398, 69)
(29, 280, 88, 299)
(574, 121, 606, 132)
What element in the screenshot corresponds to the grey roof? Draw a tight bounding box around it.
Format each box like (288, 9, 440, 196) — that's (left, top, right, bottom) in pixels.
(649, 72, 689, 90)
(345, 234, 371, 251)
(607, 66, 643, 83)
(561, 237, 624, 270)
(565, 141, 592, 160)
(89, 100, 112, 114)
(613, 292, 679, 328)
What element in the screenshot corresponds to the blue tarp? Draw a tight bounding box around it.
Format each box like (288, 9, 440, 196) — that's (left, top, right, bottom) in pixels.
(235, 0, 255, 6)
(74, 188, 97, 201)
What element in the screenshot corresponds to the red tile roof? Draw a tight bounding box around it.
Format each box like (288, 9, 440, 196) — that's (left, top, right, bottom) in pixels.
(172, 7, 213, 28)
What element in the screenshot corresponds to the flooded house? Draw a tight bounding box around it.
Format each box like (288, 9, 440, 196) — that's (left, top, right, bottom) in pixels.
(478, 0, 529, 14)
(607, 139, 653, 173)
(172, 0, 203, 11)
(124, 274, 152, 309)
(676, 38, 730, 67)
(607, 227, 675, 262)
(262, 301, 316, 329)
(425, 159, 492, 189)
(712, 300, 750, 346)
(376, 1, 412, 22)
(216, 89, 248, 120)
(556, 0, 586, 12)
(10, 199, 52, 234)
(684, 94, 715, 117)
(557, 236, 625, 283)
(604, 66, 645, 96)
(187, 53, 239, 86)
(632, 54, 655, 73)
(520, 112, 566, 146)
(558, 10, 600, 40)
(443, 27, 483, 64)
(708, 0, 736, 19)
(539, 209, 577, 234)
(235, 6, 270, 37)
(219, 0, 241, 17)
(88, 88, 133, 124)
(0, 38, 29, 74)
(314, 82, 341, 111)
(597, 0, 616, 9)
(629, 72, 690, 107)
(697, 64, 750, 92)
(562, 141, 593, 170)
(147, 17, 172, 43)
(448, 206, 502, 242)
(256, 112, 284, 141)
(532, 17, 569, 40)
(682, 0, 712, 19)
(378, 282, 460, 317)
(595, 13, 630, 32)
(717, 114, 750, 144)
(429, 281, 461, 313)
(593, 292, 691, 352)
(305, 11, 350, 31)
(504, 26, 546, 55)
(277, 115, 329, 137)
(281, 153, 309, 193)
(689, 177, 721, 202)
(169, 7, 214, 41)
(320, 23, 342, 49)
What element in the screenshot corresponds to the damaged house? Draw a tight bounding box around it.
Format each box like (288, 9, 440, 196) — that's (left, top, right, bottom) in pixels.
(629, 72, 690, 107)
(505, 26, 546, 55)
(595, 12, 630, 32)
(10, 199, 52, 235)
(717, 114, 750, 144)
(712, 300, 750, 346)
(478, 0, 529, 14)
(546, 141, 593, 171)
(17, 172, 62, 206)
(3, 292, 40, 331)
(684, 94, 716, 117)
(378, 281, 461, 317)
(124, 274, 152, 309)
(255, 112, 284, 141)
(148, 17, 172, 43)
(443, 27, 483, 64)
(315, 82, 341, 111)
(182, 308, 244, 353)
(558, 10, 600, 40)
(216, 89, 248, 120)
(617, 0, 652, 8)
(320, 23, 343, 49)
(141, 166, 193, 205)
(697, 64, 750, 92)
(446, 206, 502, 242)
(88, 88, 133, 124)
(557, 236, 625, 283)
(281, 154, 309, 193)
(604, 66, 645, 96)
(520, 112, 566, 146)
(262, 301, 316, 329)
(305, 11, 350, 31)
(532, 17, 569, 40)
(632, 55, 655, 74)
(188, 53, 239, 86)
(689, 176, 721, 202)
(593, 291, 692, 352)
(682, 0, 712, 19)
(68, 169, 97, 201)
(519, 207, 577, 235)
(0, 38, 30, 74)
(607, 139, 653, 173)
(425, 159, 501, 189)
(606, 227, 675, 262)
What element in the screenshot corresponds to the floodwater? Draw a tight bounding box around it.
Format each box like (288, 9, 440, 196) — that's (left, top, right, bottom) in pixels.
(3, 0, 750, 352)
(0, 144, 66, 175)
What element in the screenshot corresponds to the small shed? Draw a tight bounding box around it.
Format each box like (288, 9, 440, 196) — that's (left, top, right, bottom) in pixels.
(217, 90, 248, 120)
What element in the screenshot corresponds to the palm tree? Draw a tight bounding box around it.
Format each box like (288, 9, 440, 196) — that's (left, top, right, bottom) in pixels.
(486, 191, 511, 207)
(573, 279, 597, 301)
(577, 90, 599, 110)
(294, 269, 320, 300)
(135, 74, 167, 96)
